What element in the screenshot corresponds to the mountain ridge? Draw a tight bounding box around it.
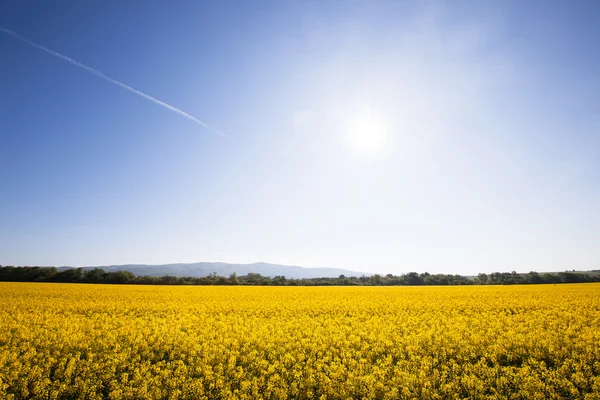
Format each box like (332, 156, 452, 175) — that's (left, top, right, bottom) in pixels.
(57, 262, 373, 279)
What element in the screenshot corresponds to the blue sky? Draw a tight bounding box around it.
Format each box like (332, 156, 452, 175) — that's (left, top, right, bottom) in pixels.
(1, 1, 599, 275)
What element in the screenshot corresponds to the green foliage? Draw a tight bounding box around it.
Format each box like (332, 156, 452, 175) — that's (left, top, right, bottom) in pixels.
(1, 266, 598, 286)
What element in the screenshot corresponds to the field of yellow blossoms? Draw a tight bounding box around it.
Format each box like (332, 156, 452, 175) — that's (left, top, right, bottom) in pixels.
(1, 282, 599, 399)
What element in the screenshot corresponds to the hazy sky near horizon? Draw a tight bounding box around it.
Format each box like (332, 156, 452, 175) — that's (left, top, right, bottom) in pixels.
(1, 1, 599, 275)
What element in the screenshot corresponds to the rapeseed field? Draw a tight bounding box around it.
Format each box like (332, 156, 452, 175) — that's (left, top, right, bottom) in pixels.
(0, 283, 599, 399)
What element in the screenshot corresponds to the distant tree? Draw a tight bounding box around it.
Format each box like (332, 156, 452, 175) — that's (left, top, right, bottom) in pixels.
(405, 272, 424, 285)
(215, 276, 228, 285)
(158, 275, 180, 285)
(243, 273, 270, 285)
(559, 272, 580, 283)
(105, 270, 134, 284)
(55, 268, 84, 283)
(526, 271, 543, 284)
(228, 272, 239, 285)
(83, 268, 106, 283)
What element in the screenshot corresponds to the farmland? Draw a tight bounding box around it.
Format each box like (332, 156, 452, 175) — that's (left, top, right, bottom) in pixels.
(1, 283, 599, 399)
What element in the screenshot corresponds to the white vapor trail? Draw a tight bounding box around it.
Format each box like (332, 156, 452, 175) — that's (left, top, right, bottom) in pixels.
(0, 27, 227, 138)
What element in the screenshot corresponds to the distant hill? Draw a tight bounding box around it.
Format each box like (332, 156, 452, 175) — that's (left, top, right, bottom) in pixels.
(58, 262, 372, 279)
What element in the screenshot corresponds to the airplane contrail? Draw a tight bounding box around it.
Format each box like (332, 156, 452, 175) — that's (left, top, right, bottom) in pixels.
(0, 26, 227, 138)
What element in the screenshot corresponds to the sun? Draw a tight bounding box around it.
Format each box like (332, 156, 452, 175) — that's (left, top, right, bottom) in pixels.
(347, 107, 388, 156)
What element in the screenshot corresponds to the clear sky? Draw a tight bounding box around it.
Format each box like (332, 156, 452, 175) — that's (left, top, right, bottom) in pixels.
(1, 1, 599, 275)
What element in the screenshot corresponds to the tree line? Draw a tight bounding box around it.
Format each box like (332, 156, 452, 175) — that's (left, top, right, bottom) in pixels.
(0, 266, 599, 286)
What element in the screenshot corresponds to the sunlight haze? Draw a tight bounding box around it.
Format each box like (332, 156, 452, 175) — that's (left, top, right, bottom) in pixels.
(1, 1, 599, 275)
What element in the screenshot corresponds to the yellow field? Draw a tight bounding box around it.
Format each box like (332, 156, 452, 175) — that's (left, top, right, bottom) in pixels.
(0, 283, 599, 399)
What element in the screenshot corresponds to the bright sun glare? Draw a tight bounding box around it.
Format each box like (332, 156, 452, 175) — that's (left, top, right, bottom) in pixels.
(347, 108, 388, 156)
